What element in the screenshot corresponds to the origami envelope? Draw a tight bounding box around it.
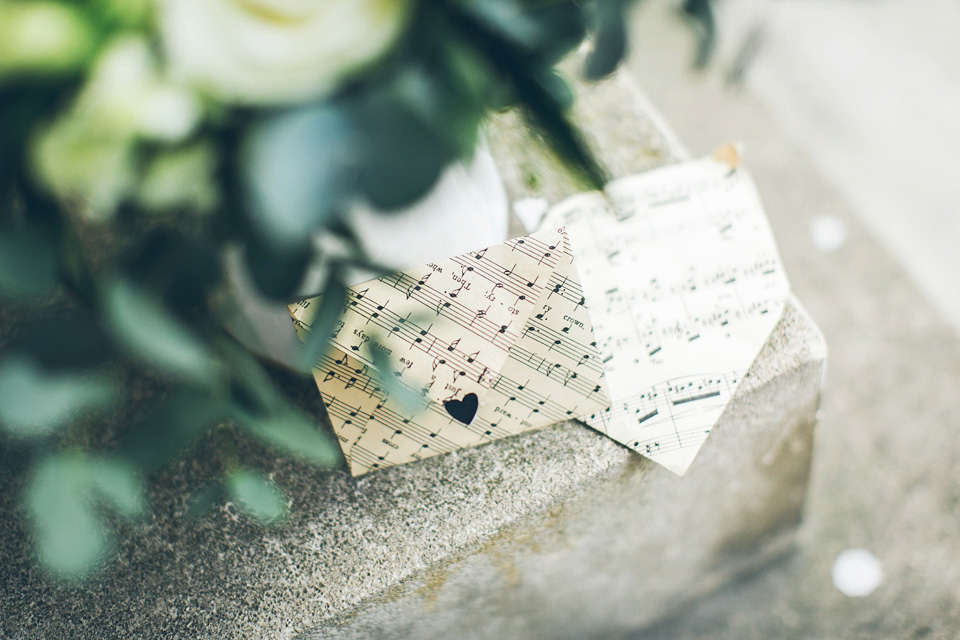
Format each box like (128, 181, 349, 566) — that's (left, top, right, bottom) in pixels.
(290, 226, 611, 476)
(290, 149, 790, 478)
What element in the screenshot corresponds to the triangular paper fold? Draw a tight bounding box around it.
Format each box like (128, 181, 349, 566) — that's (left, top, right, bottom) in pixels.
(291, 227, 611, 475)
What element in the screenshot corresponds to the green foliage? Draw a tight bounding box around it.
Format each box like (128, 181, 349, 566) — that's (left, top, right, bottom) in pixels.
(233, 405, 342, 469)
(226, 470, 288, 524)
(0, 223, 58, 301)
(0, 357, 116, 439)
(298, 273, 348, 372)
(0, 0, 716, 580)
(25, 453, 145, 579)
(102, 278, 219, 382)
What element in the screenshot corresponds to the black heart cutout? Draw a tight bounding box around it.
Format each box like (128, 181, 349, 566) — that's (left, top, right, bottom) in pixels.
(443, 393, 479, 425)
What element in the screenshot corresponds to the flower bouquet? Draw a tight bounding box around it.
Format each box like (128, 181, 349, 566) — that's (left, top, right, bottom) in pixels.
(0, 0, 713, 578)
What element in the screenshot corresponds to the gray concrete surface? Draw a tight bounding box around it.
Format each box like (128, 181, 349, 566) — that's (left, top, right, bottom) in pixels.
(0, 66, 827, 638)
(713, 0, 960, 332)
(301, 300, 823, 639)
(619, 2, 960, 637)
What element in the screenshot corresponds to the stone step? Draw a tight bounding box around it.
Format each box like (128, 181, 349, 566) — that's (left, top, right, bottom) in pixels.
(0, 68, 826, 640)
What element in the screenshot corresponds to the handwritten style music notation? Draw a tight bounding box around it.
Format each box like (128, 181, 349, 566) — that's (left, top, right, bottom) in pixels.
(543, 148, 790, 475)
(290, 226, 610, 475)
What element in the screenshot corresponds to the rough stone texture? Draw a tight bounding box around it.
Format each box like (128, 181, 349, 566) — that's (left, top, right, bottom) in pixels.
(303, 300, 824, 639)
(0, 67, 826, 639)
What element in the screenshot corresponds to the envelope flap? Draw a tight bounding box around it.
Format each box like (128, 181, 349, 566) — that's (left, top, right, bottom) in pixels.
(295, 226, 570, 412)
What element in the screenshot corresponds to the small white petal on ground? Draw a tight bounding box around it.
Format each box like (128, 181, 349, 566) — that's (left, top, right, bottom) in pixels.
(832, 548, 883, 597)
(809, 214, 849, 253)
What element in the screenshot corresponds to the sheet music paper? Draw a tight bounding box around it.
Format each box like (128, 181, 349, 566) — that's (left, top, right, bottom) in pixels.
(290, 226, 610, 475)
(541, 146, 790, 474)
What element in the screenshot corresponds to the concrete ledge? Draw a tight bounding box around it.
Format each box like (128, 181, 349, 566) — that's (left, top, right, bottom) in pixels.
(0, 68, 826, 639)
(305, 297, 824, 639)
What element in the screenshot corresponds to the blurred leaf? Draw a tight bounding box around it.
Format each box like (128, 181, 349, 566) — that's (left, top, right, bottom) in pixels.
(126, 229, 221, 311)
(440, 1, 607, 190)
(584, 0, 629, 80)
(244, 235, 312, 301)
(226, 469, 287, 524)
(0, 357, 116, 439)
(0, 223, 58, 301)
(233, 405, 341, 468)
(102, 277, 218, 382)
(525, 1, 589, 65)
(120, 387, 225, 472)
(87, 457, 146, 517)
(9, 310, 116, 371)
(90, 0, 152, 28)
(220, 337, 282, 415)
(540, 70, 575, 111)
(681, 0, 716, 68)
(393, 65, 483, 160)
(25, 454, 105, 578)
(353, 87, 453, 210)
(297, 273, 347, 372)
(368, 341, 426, 414)
(244, 104, 354, 247)
(25, 454, 147, 578)
(186, 479, 223, 519)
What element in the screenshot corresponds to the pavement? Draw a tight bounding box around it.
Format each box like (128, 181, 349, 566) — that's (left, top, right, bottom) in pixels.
(620, 1, 960, 637)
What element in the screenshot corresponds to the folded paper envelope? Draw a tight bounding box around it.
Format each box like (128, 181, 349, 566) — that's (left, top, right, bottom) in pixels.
(289, 226, 611, 476)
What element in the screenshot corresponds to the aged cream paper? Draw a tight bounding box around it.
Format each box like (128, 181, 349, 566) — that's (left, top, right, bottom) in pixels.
(542, 146, 790, 474)
(290, 226, 610, 475)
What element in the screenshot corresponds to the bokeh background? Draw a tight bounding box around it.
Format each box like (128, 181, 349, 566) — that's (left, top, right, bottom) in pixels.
(624, 0, 960, 636)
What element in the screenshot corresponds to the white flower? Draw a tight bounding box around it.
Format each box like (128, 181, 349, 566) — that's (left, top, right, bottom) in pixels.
(32, 37, 204, 218)
(137, 142, 219, 214)
(157, 0, 413, 105)
(0, 1, 94, 77)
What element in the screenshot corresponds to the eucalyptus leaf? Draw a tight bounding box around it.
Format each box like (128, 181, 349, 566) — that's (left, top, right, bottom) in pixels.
(0, 357, 116, 439)
(244, 104, 354, 247)
(126, 229, 221, 311)
(220, 337, 283, 415)
(244, 235, 312, 301)
(233, 405, 341, 468)
(26, 455, 106, 578)
(369, 342, 425, 414)
(25, 453, 147, 578)
(393, 65, 483, 160)
(120, 387, 226, 472)
(298, 274, 347, 373)
(102, 278, 218, 382)
(439, 0, 607, 190)
(680, 0, 716, 68)
(0, 223, 58, 301)
(353, 87, 453, 210)
(584, 0, 629, 80)
(226, 469, 287, 524)
(526, 0, 588, 65)
(9, 311, 116, 371)
(87, 457, 146, 518)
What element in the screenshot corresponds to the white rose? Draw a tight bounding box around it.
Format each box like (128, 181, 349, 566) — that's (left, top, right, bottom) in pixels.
(157, 0, 413, 105)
